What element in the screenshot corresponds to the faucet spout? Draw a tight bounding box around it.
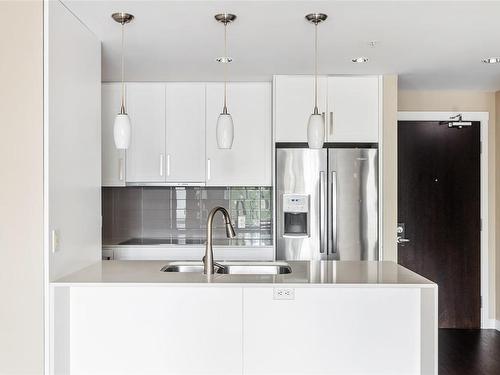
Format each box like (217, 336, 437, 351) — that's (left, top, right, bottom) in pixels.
(204, 206, 236, 275)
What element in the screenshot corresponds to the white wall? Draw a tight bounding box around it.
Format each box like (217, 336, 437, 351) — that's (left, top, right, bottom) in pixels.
(0, 1, 44, 373)
(48, 0, 101, 280)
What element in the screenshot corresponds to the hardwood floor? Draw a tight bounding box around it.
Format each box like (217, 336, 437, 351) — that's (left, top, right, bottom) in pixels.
(440, 329, 500, 374)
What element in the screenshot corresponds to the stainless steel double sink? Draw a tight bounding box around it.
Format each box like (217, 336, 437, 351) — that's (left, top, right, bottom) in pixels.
(161, 261, 292, 275)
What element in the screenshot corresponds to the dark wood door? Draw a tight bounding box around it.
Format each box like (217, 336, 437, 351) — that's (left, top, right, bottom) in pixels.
(398, 121, 481, 328)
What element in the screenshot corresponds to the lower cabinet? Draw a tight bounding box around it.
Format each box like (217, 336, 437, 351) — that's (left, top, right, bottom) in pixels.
(67, 287, 243, 375)
(54, 285, 435, 375)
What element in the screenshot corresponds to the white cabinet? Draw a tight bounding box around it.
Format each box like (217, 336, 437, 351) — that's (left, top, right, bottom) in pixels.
(274, 75, 327, 143)
(243, 287, 421, 375)
(206, 82, 272, 186)
(165, 83, 205, 183)
(101, 83, 126, 186)
(126, 83, 166, 183)
(273, 75, 380, 143)
(69, 287, 243, 375)
(327, 76, 380, 142)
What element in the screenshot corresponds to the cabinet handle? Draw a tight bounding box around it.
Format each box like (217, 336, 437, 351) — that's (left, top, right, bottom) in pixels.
(329, 111, 334, 135)
(118, 158, 124, 181)
(207, 159, 211, 181)
(159, 154, 164, 177)
(166, 154, 171, 177)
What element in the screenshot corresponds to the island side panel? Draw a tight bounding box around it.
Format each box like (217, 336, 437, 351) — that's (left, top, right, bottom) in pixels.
(242, 287, 422, 375)
(421, 287, 438, 374)
(69, 286, 243, 375)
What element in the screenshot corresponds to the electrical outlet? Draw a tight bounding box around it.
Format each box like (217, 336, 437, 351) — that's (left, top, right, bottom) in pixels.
(238, 215, 246, 229)
(273, 288, 295, 300)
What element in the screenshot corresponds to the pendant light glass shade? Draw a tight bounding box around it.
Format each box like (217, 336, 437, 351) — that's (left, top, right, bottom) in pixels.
(306, 13, 327, 149)
(216, 113, 234, 149)
(112, 12, 134, 150)
(307, 113, 325, 149)
(215, 13, 237, 149)
(114, 113, 131, 149)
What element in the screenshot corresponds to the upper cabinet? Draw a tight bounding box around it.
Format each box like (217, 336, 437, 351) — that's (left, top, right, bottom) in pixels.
(273, 75, 327, 143)
(165, 83, 206, 183)
(326, 76, 379, 143)
(274, 75, 381, 143)
(102, 83, 126, 186)
(101, 82, 271, 187)
(206, 82, 272, 186)
(126, 83, 166, 183)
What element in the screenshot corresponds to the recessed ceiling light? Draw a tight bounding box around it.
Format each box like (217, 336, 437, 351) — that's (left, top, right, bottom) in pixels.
(482, 57, 500, 64)
(352, 57, 368, 63)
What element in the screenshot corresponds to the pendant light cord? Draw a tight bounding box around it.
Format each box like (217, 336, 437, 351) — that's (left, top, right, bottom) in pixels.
(120, 21, 126, 114)
(223, 22, 228, 114)
(314, 21, 318, 114)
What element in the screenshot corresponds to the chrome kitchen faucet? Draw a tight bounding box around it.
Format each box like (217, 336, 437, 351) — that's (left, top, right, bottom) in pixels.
(204, 206, 236, 275)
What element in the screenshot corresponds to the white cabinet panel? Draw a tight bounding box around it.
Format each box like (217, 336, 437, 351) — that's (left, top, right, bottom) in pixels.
(70, 287, 243, 375)
(274, 75, 327, 143)
(126, 83, 166, 182)
(327, 76, 379, 142)
(165, 83, 205, 183)
(101, 83, 126, 186)
(206, 82, 271, 186)
(243, 287, 421, 375)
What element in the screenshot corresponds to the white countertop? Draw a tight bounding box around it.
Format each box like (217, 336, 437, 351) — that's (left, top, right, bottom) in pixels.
(52, 260, 436, 287)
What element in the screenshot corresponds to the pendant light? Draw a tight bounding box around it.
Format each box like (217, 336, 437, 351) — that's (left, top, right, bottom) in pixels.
(305, 13, 327, 149)
(112, 12, 134, 150)
(215, 13, 237, 149)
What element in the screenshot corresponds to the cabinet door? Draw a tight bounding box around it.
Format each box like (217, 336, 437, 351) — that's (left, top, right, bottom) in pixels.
(327, 76, 379, 142)
(70, 287, 243, 374)
(126, 83, 166, 182)
(101, 83, 126, 186)
(206, 83, 271, 186)
(243, 287, 421, 375)
(274, 75, 327, 143)
(165, 83, 205, 183)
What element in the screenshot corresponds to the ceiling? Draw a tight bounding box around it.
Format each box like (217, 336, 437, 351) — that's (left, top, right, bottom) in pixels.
(63, 0, 500, 90)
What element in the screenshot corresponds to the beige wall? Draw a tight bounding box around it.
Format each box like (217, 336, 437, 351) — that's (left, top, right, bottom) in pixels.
(382, 76, 398, 262)
(399, 90, 497, 321)
(0, 1, 44, 374)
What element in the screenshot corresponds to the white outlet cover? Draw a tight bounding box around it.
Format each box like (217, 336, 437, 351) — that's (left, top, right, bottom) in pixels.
(273, 288, 295, 300)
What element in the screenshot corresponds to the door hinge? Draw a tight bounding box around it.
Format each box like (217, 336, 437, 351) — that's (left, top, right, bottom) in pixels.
(480, 141, 483, 154)
(480, 296, 483, 308)
(480, 218, 483, 231)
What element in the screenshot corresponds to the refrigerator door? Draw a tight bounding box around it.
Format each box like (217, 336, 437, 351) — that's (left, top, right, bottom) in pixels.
(276, 148, 327, 260)
(328, 148, 378, 260)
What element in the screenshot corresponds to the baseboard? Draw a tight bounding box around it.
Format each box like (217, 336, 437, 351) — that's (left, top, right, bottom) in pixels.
(494, 320, 500, 331)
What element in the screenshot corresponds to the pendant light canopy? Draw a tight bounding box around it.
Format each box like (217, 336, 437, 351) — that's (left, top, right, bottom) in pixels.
(305, 13, 327, 149)
(215, 13, 237, 149)
(112, 12, 134, 150)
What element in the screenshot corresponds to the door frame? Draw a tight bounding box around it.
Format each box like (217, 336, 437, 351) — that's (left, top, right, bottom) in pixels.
(397, 111, 490, 329)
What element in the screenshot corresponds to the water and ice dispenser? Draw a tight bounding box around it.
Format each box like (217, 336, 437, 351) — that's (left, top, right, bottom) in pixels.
(282, 194, 310, 237)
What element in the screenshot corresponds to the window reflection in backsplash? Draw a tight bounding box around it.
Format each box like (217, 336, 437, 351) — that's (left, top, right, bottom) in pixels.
(102, 187, 272, 245)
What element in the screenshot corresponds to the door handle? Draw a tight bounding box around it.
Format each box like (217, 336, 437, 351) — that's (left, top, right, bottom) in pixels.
(166, 154, 171, 177)
(329, 171, 338, 254)
(319, 171, 326, 254)
(329, 112, 333, 135)
(118, 157, 124, 181)
(397, 236, 411, 245)
(159, 154, 164, 177)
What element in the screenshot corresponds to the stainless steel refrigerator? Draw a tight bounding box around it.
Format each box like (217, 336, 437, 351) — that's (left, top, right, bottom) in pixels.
(276, 147, 378, 261)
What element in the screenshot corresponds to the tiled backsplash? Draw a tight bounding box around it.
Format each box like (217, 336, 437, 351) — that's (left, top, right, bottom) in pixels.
(102, 187, 272, 245)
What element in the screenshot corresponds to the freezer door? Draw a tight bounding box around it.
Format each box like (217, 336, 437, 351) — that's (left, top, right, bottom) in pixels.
(276, 148, 327, 260)
(328, 148, 378, 260)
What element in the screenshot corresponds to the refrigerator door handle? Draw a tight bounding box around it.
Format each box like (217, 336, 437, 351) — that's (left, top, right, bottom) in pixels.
(319, 171, 327, 254)
(329, 171, 338, 254)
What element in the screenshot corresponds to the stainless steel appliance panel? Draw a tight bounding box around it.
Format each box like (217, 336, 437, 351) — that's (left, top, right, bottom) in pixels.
(328, 148, 378, 260)
(276, 149, 327, 260)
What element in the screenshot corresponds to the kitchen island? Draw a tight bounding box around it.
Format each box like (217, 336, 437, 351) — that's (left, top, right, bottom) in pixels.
(50, 261, 437, 375)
